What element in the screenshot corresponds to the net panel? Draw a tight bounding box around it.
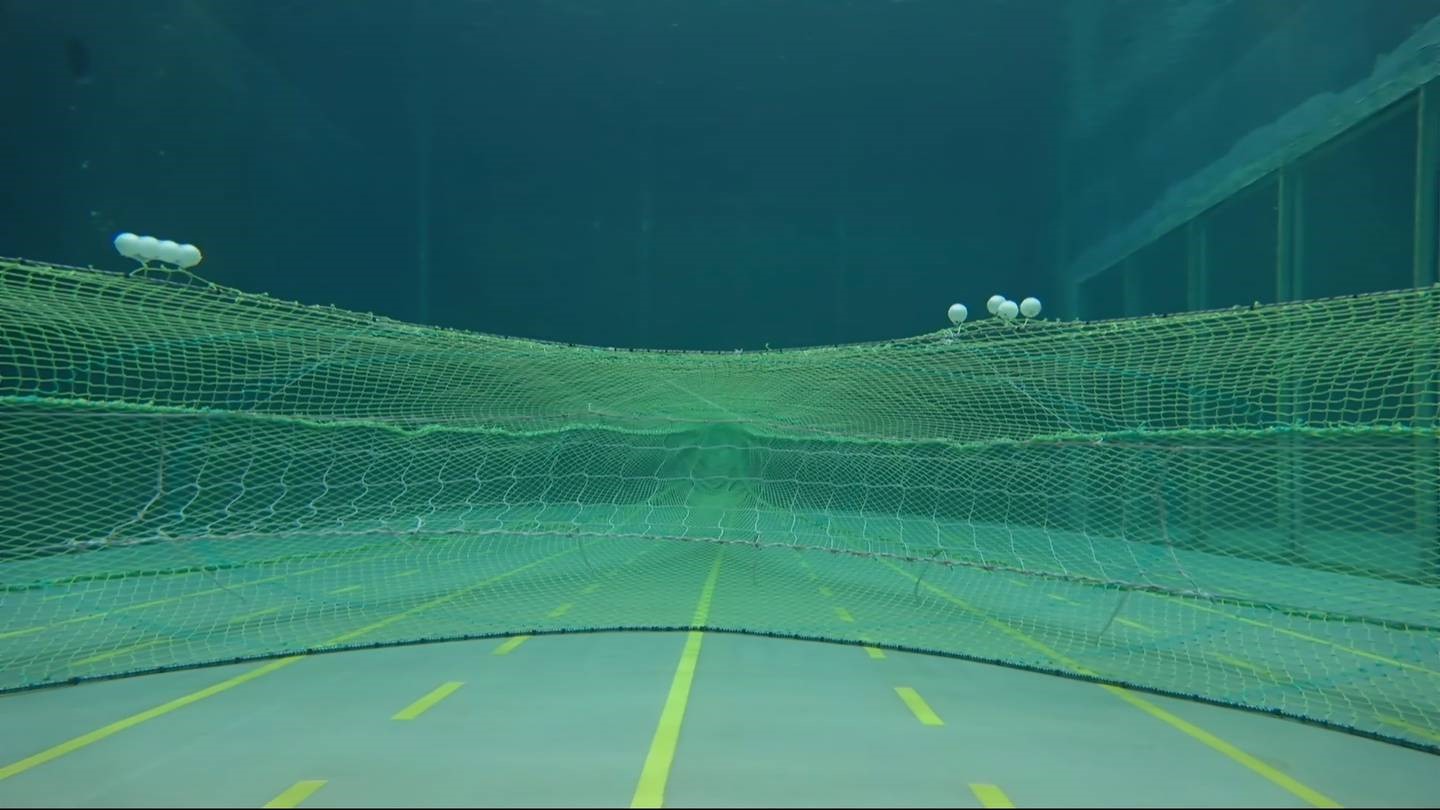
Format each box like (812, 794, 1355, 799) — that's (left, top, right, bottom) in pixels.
(1, 258, 1436, 752)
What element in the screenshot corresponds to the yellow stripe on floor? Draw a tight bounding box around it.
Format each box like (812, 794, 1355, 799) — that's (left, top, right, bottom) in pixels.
(1377, 715, 1440, 745)
(1113, 618, 1156, 634)
(262, 779, 327, 808)
(493, 635, 531, 656)
(229, 606, 283, 624)
(1175, 599, 1440, 679)
(0, 655, 303, 782)
(1101, 685, 1340, 808)
(0, 548, 580, 783)
(970, 783, 1015, 808)
(895, 687, 943, 726)
(877, 559, 1341, 809)
(70, 638, 167, 667)
(631, 551, 723, 809)
(393, 682, 464, 720)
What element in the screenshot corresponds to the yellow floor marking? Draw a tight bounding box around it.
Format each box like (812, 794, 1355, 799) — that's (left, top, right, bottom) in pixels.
(262, 779, 327, 808)
(970, 783, 1015, 808)
(324, 548, 575, 646)
(57, 613, 106, 626)
(548, 603, 573, 618)
(70, 639, 167, 667)
(864, 646, 887, 660)
(493, 635, 531, 656)
(228, 606, 283, 624)
(895, 687, 944, 726)
(878, 559, 1340, 809)
(328, 585, 362, 595)
(631, 552, 723, 809)
(1210, 653, 1281, 680)
(0, 548, 579, 783)
(10, 552, 406, 639)
(1179, 600, 1440, 678)
(1101, 685, 1340, 808)
(834, 606, 855, 623)
(393, 681, 464, 720)
(0, 655, 303, 782)
(1114, 618, 1156, 634)
(818, 586, 834, 598)
(1377, 715, 1440, 745)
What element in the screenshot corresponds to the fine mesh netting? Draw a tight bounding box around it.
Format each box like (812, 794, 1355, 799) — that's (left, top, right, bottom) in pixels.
(1, 257, 1437, 752)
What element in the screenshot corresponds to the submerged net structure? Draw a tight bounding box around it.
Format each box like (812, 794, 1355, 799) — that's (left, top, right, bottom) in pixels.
(1, 257, 1437, 752)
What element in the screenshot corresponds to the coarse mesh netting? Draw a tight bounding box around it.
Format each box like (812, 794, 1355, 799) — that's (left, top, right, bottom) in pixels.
(1, 257, 1437, 752)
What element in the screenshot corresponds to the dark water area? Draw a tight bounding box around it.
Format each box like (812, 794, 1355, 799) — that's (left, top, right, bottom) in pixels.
(1, 0, 1435, 348)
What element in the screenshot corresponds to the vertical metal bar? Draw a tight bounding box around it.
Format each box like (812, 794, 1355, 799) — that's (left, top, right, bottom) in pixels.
(1185, 220, 1209, 549)
(1122, 256, 1141, 317)
(1187, 220, 1208, 311)
(1412, 80, 1439, 578)
(1120, 256, 1141, 541)
(1276, 165, 1303, 561)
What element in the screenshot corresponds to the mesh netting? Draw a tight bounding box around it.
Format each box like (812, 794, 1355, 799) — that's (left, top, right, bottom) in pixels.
(1, 257, 1437, 752)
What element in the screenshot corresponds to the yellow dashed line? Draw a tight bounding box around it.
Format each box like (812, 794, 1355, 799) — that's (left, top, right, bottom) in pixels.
(878, 559, 1340, 809)
(70, 639, 166, 667)
(1210, 653, 1282, 680)
(262, 779, 327, 808)
(57, 613, 106, 626)
(1114, 618, 1156, 634)
(0, 547, 580, 784)
(493, 636, 530, 656)
(228, 606, 282, 624)
(895, 687, 944, 726)
(1377, 715, 1440, 745)
(970, 783, 1015, 808)
(392, 681, 464, 720)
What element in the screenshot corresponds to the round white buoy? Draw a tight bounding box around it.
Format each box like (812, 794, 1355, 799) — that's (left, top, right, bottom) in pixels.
(986, 294, 1005, 315)
(1020, 297, 1042, 318)
(175, 244, 203, 269)
(947, 303, 968, 325)
(113, 232, 142, 259)
(997, 299, 1019, 321)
